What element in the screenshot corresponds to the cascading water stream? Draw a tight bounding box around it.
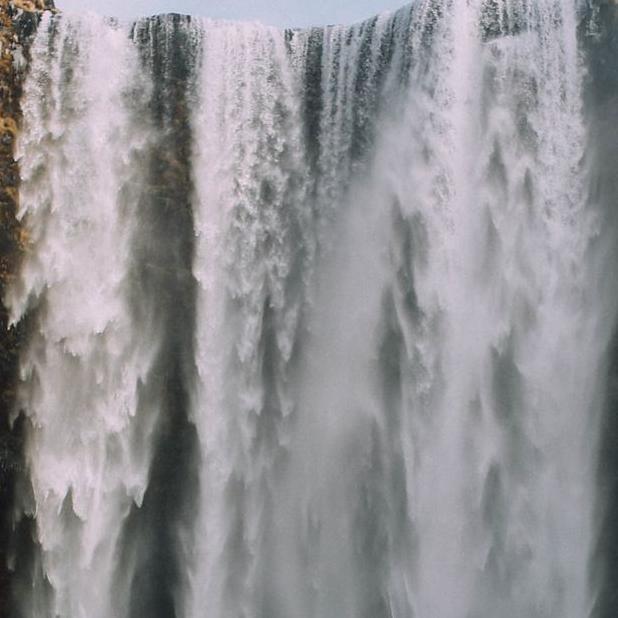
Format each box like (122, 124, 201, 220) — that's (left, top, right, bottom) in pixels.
(7, 16, 161, 618)
(4, 1, 618, 617)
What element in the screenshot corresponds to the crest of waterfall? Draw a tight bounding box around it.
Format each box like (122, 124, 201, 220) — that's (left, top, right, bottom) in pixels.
(5, 1, 618, 617)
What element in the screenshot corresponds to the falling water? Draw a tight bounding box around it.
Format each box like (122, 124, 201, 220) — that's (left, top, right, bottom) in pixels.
(5, 1, 618, 617)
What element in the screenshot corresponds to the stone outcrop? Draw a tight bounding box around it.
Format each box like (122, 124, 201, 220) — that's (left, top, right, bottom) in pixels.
(0, 1, 54, 615)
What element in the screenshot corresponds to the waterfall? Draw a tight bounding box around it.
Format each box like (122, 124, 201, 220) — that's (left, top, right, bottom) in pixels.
(5, 1, 618, 617)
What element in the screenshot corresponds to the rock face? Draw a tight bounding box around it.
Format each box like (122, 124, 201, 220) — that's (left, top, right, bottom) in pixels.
(0, 2, 54, 615)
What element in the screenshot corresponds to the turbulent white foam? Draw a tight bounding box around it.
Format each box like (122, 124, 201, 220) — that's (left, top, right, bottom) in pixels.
(188, 20, 309, 617)
(9, 1, 616, 617)
(9, 13, 160, 618)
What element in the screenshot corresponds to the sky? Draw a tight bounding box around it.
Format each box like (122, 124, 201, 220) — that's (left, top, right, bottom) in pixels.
(57, 0, 409, 28)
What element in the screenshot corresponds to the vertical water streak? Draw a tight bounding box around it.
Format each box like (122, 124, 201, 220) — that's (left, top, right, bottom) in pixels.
(119, 15, 200, 618)
(189, 20, 310, 618)
(7, 13, 159, 618)
(370, 1, 605, 616)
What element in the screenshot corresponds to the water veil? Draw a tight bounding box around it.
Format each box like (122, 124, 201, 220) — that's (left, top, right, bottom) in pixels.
(5, 1, 618, 617)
